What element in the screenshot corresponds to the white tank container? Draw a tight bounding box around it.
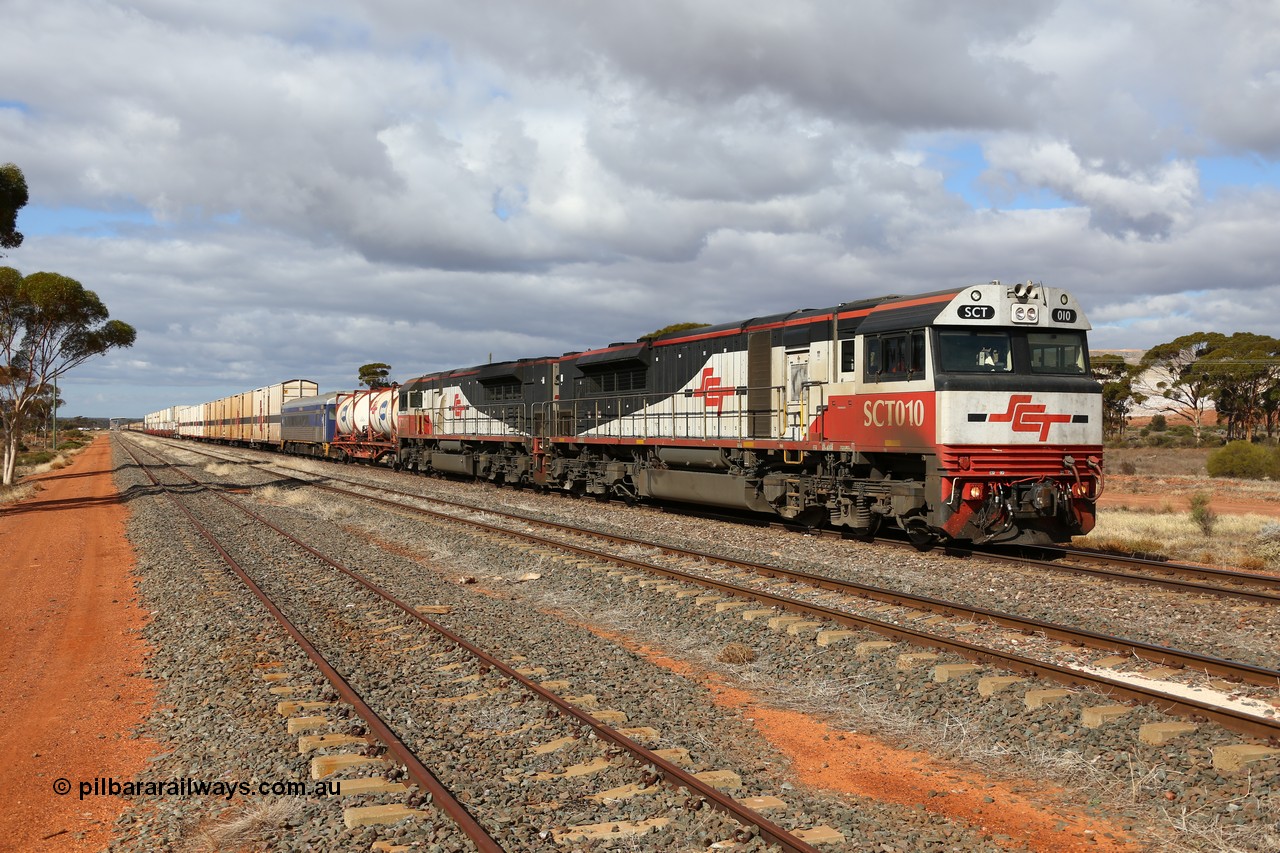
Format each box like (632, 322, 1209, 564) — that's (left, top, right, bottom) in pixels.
(336, 389, 396, 439)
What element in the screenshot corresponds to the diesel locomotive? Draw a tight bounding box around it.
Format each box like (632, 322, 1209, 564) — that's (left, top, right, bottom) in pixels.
(143, 280, 1104, 545)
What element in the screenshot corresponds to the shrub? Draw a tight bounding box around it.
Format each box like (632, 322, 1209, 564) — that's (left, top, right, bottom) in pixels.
(1118, 460, 1137, 475)
(1149, 414, 1167, 431)
(16, 450, 55, 466)
(1206, 441, 1275, 479)
(1254, 523, 1280, 566)
(717, 642, 758, 664)
(1188, 492, 1216, 537)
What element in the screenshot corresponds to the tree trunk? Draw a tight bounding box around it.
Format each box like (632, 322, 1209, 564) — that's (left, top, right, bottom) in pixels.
(2, 434, 16, 486)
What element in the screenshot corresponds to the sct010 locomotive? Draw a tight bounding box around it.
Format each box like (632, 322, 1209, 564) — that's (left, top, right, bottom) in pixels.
(143, 281, 1103, 545)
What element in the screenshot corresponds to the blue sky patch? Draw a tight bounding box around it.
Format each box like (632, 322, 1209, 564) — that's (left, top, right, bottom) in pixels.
(19, 205, 156, 237)
(929, 139, 1070, 211)
(1197, 155, 1280, 199)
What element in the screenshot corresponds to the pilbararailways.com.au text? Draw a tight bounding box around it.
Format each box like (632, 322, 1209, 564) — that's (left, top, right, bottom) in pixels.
(60, 777, 343, 801)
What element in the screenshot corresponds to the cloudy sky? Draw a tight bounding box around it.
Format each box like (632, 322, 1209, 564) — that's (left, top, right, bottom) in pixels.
(3, 0, 1280, 417)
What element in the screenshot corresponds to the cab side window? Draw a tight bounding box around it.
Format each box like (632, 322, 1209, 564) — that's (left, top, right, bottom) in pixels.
(865, 332, 925, 382)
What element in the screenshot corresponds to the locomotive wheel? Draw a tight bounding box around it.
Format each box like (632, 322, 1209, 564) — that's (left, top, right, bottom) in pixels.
(905, 520, 937, 550)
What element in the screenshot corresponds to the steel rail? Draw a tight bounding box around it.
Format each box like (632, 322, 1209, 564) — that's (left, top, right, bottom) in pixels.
(136, 438, 1280, 737)
(116, 440, 505, 852)
(123, 436, 822, 853)
(156, 435, 1280, 602)
(265, 472, 1280, 740)
(994, 543, 1280, 593)
(290, 478, 1280, 689)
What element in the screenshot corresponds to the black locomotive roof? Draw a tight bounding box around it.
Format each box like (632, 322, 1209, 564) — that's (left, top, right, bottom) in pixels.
(399, 287, 969, 387)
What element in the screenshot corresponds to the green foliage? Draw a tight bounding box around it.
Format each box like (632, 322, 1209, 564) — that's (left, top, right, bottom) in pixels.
(1188, 492, 1216, 536)
(358, 362, 392, 388)
(0, 163, 27, 252)
(0, 265, 136, 484)
(1148, 414, 1167, 431)
(1206, 440, 1277, 479)
(1091, 353, 1139, 438)
(641, 321, 710, 340)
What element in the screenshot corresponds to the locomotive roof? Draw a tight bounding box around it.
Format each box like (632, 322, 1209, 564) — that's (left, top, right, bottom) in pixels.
(399, 287, 972, 385)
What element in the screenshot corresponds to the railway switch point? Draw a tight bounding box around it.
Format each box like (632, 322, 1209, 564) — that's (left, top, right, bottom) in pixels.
(978, 676, 1026, 697)
(1025, 689, 1073, 709)
(933, 663, 982, 682)
(1081, 705, 1131, 728)
(896, 653, 940, 670)
(1212, 744, 1280, 772)
(1138, 722, 1199, 746)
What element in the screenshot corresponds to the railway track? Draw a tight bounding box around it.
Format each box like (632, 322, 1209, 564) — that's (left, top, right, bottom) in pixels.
(120, 436, 841, 850)
(140, 436, 1280, 742)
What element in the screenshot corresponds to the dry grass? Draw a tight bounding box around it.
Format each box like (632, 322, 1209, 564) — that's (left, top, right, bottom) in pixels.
(716, 642, 757, 664)
(0, 482, 36, 505)
(1077, 505, 1280, 569)
(180, 797, 303, 852)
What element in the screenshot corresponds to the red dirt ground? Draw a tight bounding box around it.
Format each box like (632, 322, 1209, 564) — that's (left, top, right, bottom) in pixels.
(0, 437, 155, 852)
(567, 624, 1140, 853)
(1100, 491, 1280, 518)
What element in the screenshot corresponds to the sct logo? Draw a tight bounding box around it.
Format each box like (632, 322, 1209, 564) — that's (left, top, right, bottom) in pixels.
(692, 368, 733, 408)
(451, 393, 466, 419)
(983, 394, 1074, 441)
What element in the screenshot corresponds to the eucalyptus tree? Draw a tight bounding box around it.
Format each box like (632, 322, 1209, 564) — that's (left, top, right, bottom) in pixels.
(0, 267, 136, 484)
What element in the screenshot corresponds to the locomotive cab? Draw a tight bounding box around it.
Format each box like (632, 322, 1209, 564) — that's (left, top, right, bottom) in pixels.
(928, 282, 1102, 544)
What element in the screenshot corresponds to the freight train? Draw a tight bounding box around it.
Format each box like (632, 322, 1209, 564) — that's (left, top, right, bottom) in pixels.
(141, 281, 1104, 545)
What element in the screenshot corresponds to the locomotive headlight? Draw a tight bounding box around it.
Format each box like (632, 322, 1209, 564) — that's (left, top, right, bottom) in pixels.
(1011, 304, 1039, 325)
(965, 483, 986, 500)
